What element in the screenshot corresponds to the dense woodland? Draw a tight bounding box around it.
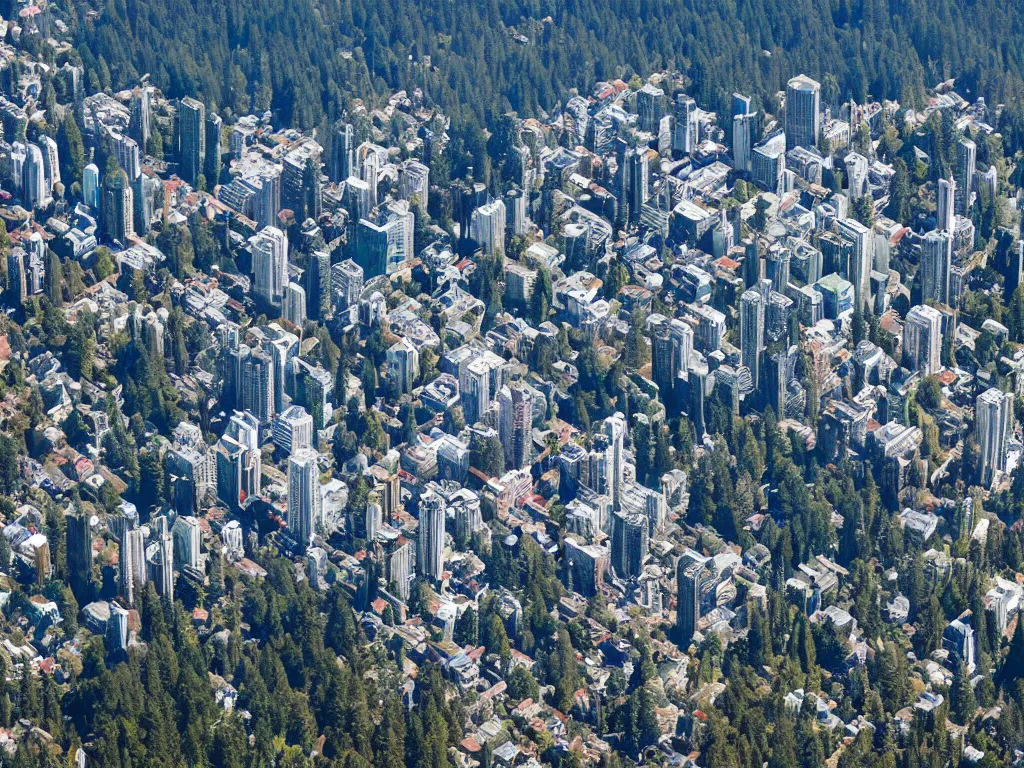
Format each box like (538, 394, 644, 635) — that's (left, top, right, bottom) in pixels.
(18, 0, 1024, 166)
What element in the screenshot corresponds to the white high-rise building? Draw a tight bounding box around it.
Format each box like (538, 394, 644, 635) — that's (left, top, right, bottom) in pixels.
(604, 413, 627, 511)
(283, 281, 307, 327)
(903, 304, 943, 375)
(386, 337, 420, 396)
(118, 528, 147, 607)
(977, 387, 1014, 487)
(171, 515, 202, 570)
(740, 289, 765, 390)
(498, 382, 534, 470)
(470, 199, 507, 256)
(416, 490, 445, 583)
(273, 405, 314, 454)
(288, 448, 321, 551)
(251, 226, 289, 306)
(673, 94, 697, 155)
(955, 138, 976, 215)
(22, 143, 49, 209)
(921, 229, 952, 306)
(838, 217, 873, 311)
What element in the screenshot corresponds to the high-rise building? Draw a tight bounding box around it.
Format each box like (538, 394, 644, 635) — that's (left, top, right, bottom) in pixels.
(251, 226, 288, 306)
(66, 508, 93, 601)
(83, 163, 100, 209)
(331, 258, 364, 311)
(172, 515, 202, 570)
(625, 147, 649, 223)
(733, 112, 755, 175)
(955, 138, 976, 215)
(677, 549, 709, 645)
(215, 411, 262, 508)
(604, 413, 627, 511)
(498, 382, 534, 470)
(610, 509, 648, 579)
(256, 168, 281, 230)
(936, 176, 955, 233)
(273, 405, 314, 454)
(283, 281, 307, 327)
(740, 289, 765, 390)
(288, 448, 321, 551)
(113, 131, 141, 181)
(101, 167, 135, 242)
(470, 199, 507, 256)
(785, 75, 821, 151)
(673, 94, 697, 155)
(129, 87, 151, 148)
(204, 112, 223, 184)
(399, 159, 430, 209)
(921, 229, 953, 306)
(387, 338, 420, 396)
(40, 135, 59, 191)
(902, 304, 943, 375)
(22, 143, 49, 209)
(304, 249, 331, 321)
(118, 528, 146, 607)
(330, 122, 355, 183)
(242, 347, 275, 425)
(416, 490, 445, 583)
(636, 82, 666, 133)
(977, 387, 1014, 487)
(837, 217, 872, 311)
(178, 97, 206, 186)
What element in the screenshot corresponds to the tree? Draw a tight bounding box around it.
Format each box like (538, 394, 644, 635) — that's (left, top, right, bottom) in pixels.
(885, 158, 912, 223)
(949, 658, 977, 725)
(58, 112, 85, 187)
(44, 250, 63, 306)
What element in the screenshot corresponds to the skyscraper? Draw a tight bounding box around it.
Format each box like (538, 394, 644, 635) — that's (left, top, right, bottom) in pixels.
(636, 82, 666, 133)
(387, 337, 420, 396)
(672, 94, 697, 156)
(677, 549, 709, 645)
(178, 97, 206, 187)
(118, 528, 146, 607)
(330, 122, 355, 183)
(251, 226, 289, 306)
(921, 229, 952, 306)
(288, 448, 321, 551)
(172, 515, 202, 570)
(785, 75, 821, 151)
(498, 382, 534, 470)
(283, 281, 307, 327)
(129, 87, 152, 149)
(604, 413, 627, 511)
(204, 111, 223, 184)
(733, 112, 755, 175)
(101, 167, 135, 242)
(470, 199, 507, 256)
(610, 509, 648, 580)
(625, 147, 649, 223)
(955, 138, 976, 215)
(936, 176, 955, 233)
(22, 143, 48, 209)
(902, 304, 943, 375)
(977, 387, 1014, 487)
(417, 490, 445, 583)
(273, 405, 314, 455)
(66, 507, 93, 602)
(740, 289, 765, 390)
(83, 163, 100, 209)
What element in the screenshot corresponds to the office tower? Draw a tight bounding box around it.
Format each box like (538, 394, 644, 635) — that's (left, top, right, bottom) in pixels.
(417, 490, 445, 583)
(504, 187, 527, 238)
(330, 122, 355, 183)
(921, 230, 953, 305)
(498, 382, 534, 470)
(902, 304, 943, 375)
(283, 281, 307, 327)
(66, 508, 93, 601)
(172, 515, 202, 570)
(677, 549, 708, 645)
(6, 249, 25, 305)
(204, 112, 223, 184)
(118, 528, 146, 607)
(274, 405, 314, 454)
(564, 537, 609, 597)
(304, 249, 331, 321)
(178, 97, 205, 186)
(610, 509, 648, 579)
(83, 163, 100, 208)
(332, 258, 364, 311)
(40, 135, 59, 190)
(242, 348, 275, 425)
(636, 82, 666, 133)
(625, 147, 649, 223)
(470, 199, 507, 256)
(785, 74, 821, 151)
(673, 94, 697, 155)
(740, 289, 765, 390)
(129, 87, 151, 148)
(399, 159, 430, 209)
(937, 176, 955, 233)
(22, 143, 48, 209)
(651, 316, 693, 397)
(732, 92, 753, 118)
(257, 168, 281, 230)
(838, 217, 873, 311)
(977, 387, 1014, 486)
(288, 448, 321, 551)
(955, 137, 976, 215)
(733, 112, 755, 175)
(604, 412, 627, 510)
(101, 168, 135, 242)
(251, 226, 288, 306)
